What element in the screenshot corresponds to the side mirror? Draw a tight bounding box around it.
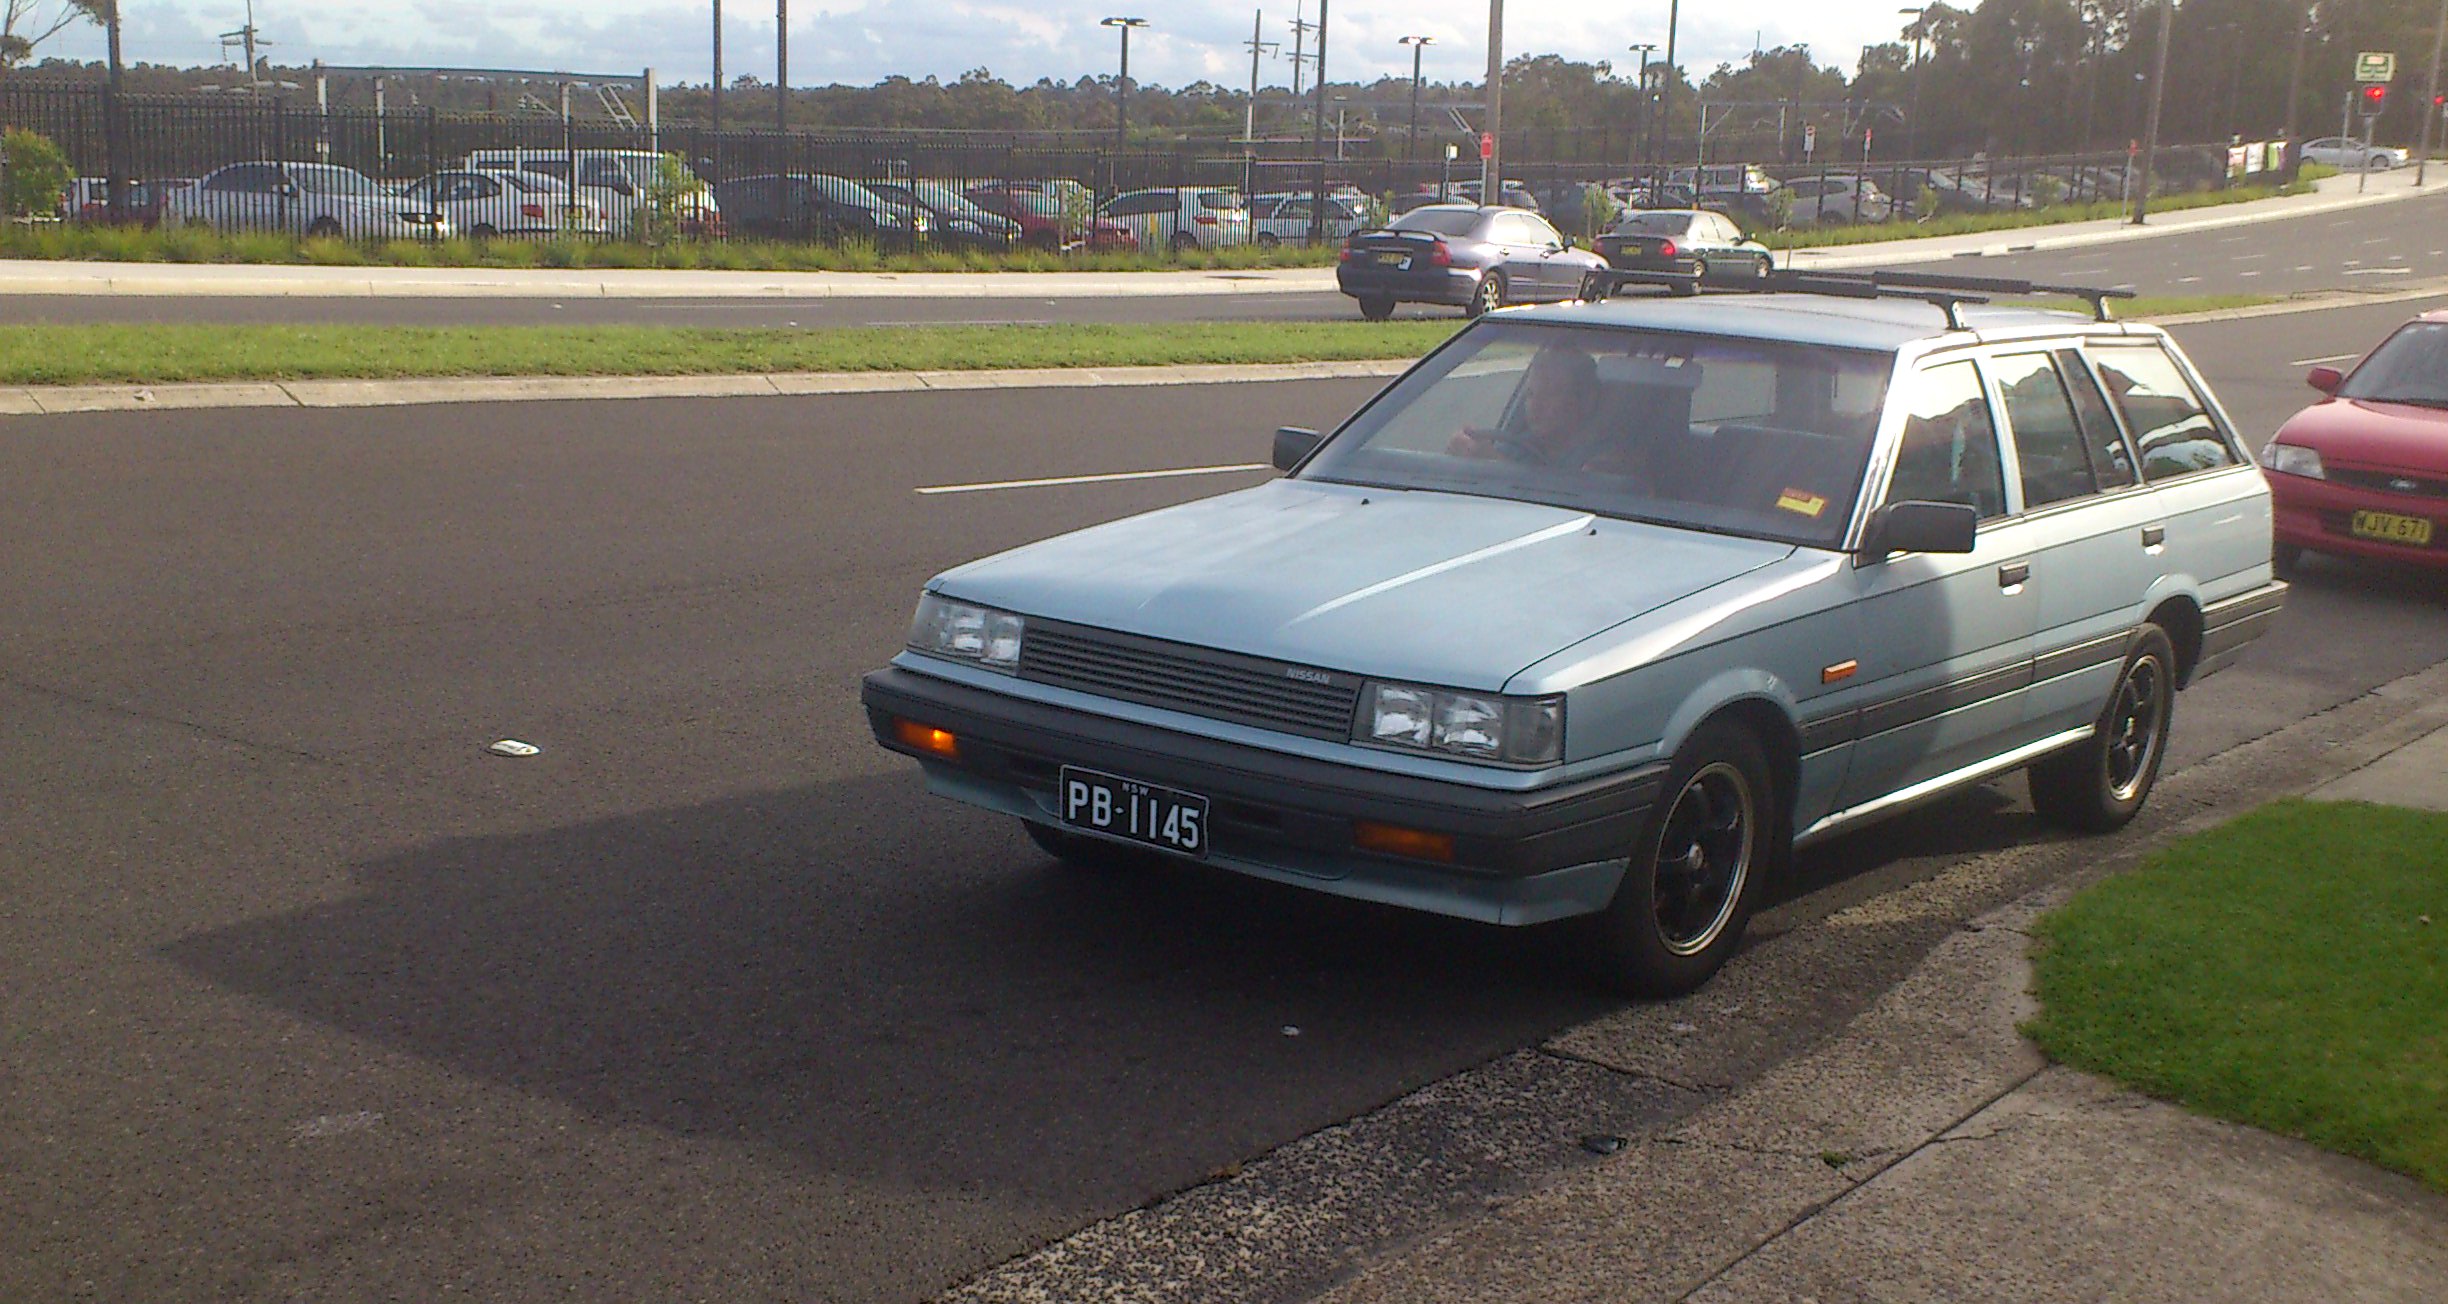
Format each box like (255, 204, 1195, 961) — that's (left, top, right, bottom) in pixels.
(1860, 500, 1979, 558)
(2306, 365, 2344, 395)
(1273, 426, 1322, 472)
(1559, 234, 1577, 250)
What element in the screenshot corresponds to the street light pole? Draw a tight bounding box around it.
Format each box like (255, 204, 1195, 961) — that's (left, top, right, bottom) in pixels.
(775, 0, 788, 129)
(1102, 17, 1149, 151)
(1401, 35, 1434, 163)
(1898, 6, 1926, 161)
(1657, 0, 1680, 167)
(1629, 42, 1655, 163)
(2131, 0, 2175, 223)
(1308, 0, 1330, 243)
(103, 0, 126, 223)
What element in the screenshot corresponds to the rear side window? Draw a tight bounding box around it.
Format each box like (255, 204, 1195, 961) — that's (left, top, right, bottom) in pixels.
(2091, 345, 2239, 479)
(1888, 361, 2008, 519)
(2056, 350, 2138, 489)
(1991, 353, 2096, 509)
(1197, 191, 1240, 210)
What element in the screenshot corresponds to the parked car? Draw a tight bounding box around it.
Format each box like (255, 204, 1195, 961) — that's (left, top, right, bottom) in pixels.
(63, 177, 169, 226)
(1782, 174, 1895, 224)
(464, 148, 719, 237)
(1667, 162, 1777, 195)
(862, 278, 2283, 995)
(1248, 191, 1366, 246)
(1097, 186, 1251, 252)
(713, 173, 927, 245)
(861, 179, 1021, 249)
(1594, 209, 1773, 293)
(2299, 136, 2408, 171)
(1335, 203, 1609, 320)
(397, 169, 606, 238)
(1610, 180, 1697, 210)
(963, 184, 1136, 251)
(1449, 178, 1542, 210)
(162, 162, 450, 240)
(2260, 312, 2448, 572)
(1388, 188, 1467, 215)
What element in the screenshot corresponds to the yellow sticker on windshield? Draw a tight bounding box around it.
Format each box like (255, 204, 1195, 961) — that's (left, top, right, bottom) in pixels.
(1776, 489, 1829, 518)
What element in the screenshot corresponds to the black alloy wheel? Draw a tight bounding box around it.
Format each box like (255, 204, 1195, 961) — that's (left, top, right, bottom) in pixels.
(1583, 720, 1775, 996)
(2028, 624, 2176, 833)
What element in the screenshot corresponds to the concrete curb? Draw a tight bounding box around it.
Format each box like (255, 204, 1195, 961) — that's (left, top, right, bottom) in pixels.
(0, 358, 1416, 416)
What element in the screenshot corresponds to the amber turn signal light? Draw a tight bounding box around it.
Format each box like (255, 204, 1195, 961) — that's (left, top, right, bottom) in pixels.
(1352, 820, 1455, 862)
(892, 718, 961, 760)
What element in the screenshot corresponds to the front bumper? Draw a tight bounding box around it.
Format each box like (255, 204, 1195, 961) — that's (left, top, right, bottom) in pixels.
(861, 666, 1664, 926)
(2269, 475, 2448, 569)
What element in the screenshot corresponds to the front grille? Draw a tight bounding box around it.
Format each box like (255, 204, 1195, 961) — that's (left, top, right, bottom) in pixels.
(2328, 467, 2448, 501)
(1019, 621, 1362, 741)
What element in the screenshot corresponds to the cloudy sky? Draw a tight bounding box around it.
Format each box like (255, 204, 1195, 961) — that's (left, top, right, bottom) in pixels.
(42, 0, 1923, 89)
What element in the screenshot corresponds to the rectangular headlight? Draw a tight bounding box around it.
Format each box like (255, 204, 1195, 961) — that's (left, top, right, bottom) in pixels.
(2259, 443, 2324, 479)
(1359, 682, 1564, 765)
(909, 592, 1024, 672)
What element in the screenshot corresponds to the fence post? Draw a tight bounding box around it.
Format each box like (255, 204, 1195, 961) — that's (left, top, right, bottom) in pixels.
(427, 104, 441, 242)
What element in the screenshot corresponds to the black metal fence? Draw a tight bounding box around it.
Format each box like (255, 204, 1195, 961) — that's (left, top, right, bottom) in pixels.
(0, 81, 2280, 249)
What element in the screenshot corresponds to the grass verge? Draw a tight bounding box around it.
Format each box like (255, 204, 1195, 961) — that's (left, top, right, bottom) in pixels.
(0, 223, 1340, 273)
(2026, 799, 2448, 1194)
(0, 320, 1461, 386)
(0, 292, 2280, 387)
(1770, 174, 2323, 251)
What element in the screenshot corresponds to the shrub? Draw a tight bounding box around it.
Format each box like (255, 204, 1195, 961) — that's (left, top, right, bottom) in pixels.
(1, 127, 73, 220)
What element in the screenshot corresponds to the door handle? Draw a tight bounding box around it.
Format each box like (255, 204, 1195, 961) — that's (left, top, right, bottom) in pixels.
(1998, 562, 2031, 589)
(2141, 525, 2167, 547)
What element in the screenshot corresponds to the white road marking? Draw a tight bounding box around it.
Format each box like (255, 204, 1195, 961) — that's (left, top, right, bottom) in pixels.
(2294, 265, 2316, 272)
(2231, 252, 2270, 260)
(2344, 267, 2414, 276)
(2289, 352, 2363, 366)
(2177, 275, 2203, 284)
(2239, 270, 2262, 277)
(916, 463, 1270, 495)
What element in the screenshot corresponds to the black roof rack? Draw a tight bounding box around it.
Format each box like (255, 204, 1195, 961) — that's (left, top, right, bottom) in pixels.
(1586, 264, 2136, 329)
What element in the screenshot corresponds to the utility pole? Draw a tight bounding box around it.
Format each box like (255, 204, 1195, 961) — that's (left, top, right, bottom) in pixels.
(2131, 0, 2175, 223)
(1483, 0, 1503, 200)
(1657, 0, 1680, 167)
(711, 0, 724, 133)
(775, 0, 788, 129)
(1103, 17, 1149, 150)
(1308, 0, 1330, 244)
(1401, 35, 1435, 161)
(1629, 42, 1655, 162)
(2422, 0, 2447, 185)
(103, 0, 126, 222)
(1246, 12, 1279, 143)
(1289, 2, 1312, 99)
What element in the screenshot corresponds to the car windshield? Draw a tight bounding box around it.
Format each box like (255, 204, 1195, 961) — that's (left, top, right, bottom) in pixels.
(291, 166, 379, 195)
(810, 176, 883, 207)
(501, 173, 561, 194)
(1297, 320, 1896, 549)
(1391, 209, 1482, 237)
(2338, 320, 2448, 407)
(1613, 212, 1695, 235)
(1197, 190, 1242, 210)
(909, 182, 993, 218)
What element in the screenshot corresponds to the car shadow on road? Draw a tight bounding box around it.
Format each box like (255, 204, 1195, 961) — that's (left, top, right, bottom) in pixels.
(158, 771, 1623, 1213)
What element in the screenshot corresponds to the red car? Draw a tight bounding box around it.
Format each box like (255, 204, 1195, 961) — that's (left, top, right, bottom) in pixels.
(2259, 311, 2448, 571)
(962, 185, 1137, 252)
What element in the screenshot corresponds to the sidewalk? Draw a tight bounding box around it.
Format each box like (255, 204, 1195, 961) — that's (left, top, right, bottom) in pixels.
(1312, 716, 2448, 1303)
(0, 168, 2434, 299)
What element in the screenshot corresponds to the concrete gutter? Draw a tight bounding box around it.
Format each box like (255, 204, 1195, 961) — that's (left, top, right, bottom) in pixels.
(0, 357, 1415, 417)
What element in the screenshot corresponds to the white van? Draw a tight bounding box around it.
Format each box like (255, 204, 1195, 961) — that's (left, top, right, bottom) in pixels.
(463, 149, 719, 235)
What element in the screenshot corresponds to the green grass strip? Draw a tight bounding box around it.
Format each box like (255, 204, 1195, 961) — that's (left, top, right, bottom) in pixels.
(0, 320, 1462, 386)
(2027, 799, 2448, 1194)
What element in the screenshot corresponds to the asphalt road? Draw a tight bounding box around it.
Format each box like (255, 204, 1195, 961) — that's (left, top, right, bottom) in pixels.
(8, 183, 2445, 329)
(6, 291, 2446, 1302)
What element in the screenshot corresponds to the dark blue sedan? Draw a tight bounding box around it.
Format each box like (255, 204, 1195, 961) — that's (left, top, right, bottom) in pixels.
(1335, 204, 1610, 321)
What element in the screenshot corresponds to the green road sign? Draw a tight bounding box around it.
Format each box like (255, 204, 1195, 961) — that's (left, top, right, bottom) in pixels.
(2356, 51, 2397, 83)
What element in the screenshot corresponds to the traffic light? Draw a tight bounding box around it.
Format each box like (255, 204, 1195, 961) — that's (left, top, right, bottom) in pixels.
(2362, 83, 2388, 113)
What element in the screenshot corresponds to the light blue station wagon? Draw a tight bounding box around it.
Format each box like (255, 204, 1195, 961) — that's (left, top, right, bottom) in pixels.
(863, 279, 2286, 994)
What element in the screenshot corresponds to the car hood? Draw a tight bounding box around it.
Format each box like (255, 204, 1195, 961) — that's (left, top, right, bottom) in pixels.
(2274, 397, 2448, 475)
(932, 479, 1795, 691)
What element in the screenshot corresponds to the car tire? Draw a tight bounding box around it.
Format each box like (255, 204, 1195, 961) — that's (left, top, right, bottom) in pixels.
(1256, 231, 1280, 248)
(2273, 542, 2307, 575)
(1577, 271, 1604, 301)
(1754, 253, 1773, 281)
(2372, 154, 2394, 170)
(1466, 271, 1506, 317)
(306, 217, 343, 240)
(1170, 232, 1201, 253)
(469, 223, 498, 240)
(1021, 818, 1162, 871)
(1581, 720, 1776, 997)
(1671, 275, 1701, 297)
(1358, 295, 1397, 321)
(2027, 625, 2176, 834)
